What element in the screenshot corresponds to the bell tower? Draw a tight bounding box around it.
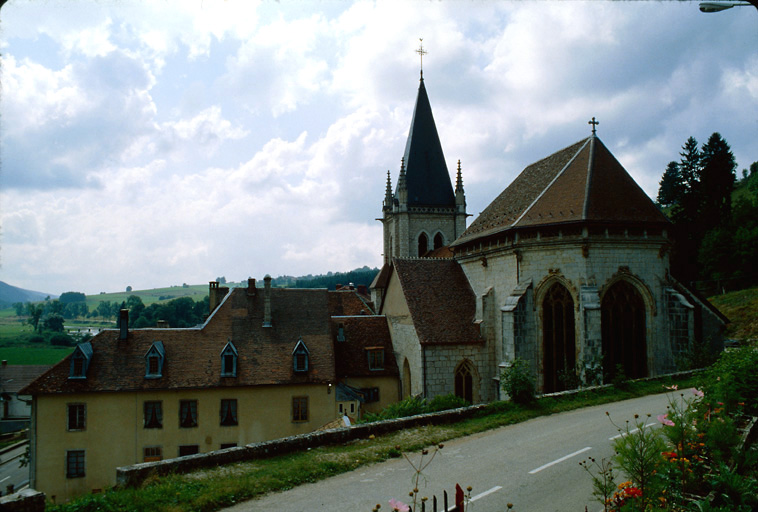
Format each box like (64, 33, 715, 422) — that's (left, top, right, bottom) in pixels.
(381, 60, 467, 264)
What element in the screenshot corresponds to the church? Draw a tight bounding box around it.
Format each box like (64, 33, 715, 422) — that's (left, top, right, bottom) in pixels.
(371, 69, 727, 403)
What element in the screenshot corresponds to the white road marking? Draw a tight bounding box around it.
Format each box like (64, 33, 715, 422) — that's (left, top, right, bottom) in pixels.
(0, 476, 10, 483)
(609, 423, 657, 440)
(445, 486, 503, 511)
(529, 447, 592, 474)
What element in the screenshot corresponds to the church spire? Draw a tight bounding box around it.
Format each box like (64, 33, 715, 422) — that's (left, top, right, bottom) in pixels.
(455, 159, 464, 193)
(383, 170, 393, 211)
(399, 69, 455, 208)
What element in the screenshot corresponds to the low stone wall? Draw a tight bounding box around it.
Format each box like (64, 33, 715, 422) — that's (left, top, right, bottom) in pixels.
(116, 403, 488, 488)
(0, 489, 46, 512)
(117, 371, 700, 489)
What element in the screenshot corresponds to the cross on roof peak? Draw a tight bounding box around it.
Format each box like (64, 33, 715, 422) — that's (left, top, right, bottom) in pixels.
(588, 117, 599, 136)
(416, 38, 427, 79)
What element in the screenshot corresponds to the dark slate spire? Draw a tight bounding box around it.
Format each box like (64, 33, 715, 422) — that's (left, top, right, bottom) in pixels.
(399, 79, 455, 207)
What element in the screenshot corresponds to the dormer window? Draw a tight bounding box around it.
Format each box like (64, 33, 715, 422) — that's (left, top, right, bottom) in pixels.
(221, 341, 238, 377)
(69, 342, 93, 380)
(145, 341, 165, 379)
(367, 347, 385, 371)
(292, 338, 309, 373)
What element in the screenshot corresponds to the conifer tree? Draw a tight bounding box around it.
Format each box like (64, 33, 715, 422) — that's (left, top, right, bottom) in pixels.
(699, 132, 736, 229)
(657, 161, 684, 207)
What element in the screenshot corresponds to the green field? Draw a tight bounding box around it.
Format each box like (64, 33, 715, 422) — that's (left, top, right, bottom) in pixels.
(84, 283, 215, 309)
(0, 282, 223, 366)
(0, 345, 74, 365)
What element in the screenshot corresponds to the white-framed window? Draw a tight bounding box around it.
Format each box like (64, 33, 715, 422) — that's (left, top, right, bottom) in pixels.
(145, 341, 165, 378)
(221, 341, 238, 377)
(292, 338, 309, 373)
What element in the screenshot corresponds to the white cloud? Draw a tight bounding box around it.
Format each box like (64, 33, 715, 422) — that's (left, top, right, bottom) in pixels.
(2, 0, 757, 295)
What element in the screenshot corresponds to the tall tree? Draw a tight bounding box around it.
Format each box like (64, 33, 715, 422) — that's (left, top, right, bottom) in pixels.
(657, 161, 684, 207)
(699, 132, 736, 229)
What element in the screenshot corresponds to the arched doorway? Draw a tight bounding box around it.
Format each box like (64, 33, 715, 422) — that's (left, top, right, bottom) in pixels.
(602, 280, 647, 380)
(402, 359, 412, 398)
(454, 360, 474, 403)
(542, 283, 576, 393)
(417, 233, 428, 257)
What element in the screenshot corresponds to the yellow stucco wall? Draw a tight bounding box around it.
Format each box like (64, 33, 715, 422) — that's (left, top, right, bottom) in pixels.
(341, 376, 400, 415)
(33, 383, 335, 502)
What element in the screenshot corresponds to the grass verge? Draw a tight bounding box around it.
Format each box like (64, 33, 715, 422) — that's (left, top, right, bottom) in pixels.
(48, 375, 698, 512)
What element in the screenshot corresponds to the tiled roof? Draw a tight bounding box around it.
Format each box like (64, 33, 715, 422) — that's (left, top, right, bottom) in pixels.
(0, 365, 52, 394)
(453, 136, 670, 246)
(22, 287, 336, 395)
(328, 289, 375, 316)
(370, 264, 391, 290)
(400, 78, 456, 207)
(331, 316, 398, 378)
(392, 258, 482, 346)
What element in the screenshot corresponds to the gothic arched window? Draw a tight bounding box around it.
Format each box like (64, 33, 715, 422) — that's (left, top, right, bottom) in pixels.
(602, 280, 647, 380)
(454, 360, 474, 404)
(433, 232, 444, 250)
(542, 283, 575, 393)
(417, 233, 428, 257)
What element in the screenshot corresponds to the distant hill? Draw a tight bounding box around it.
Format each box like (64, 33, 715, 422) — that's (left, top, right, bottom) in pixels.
(0, 281, 56, 307)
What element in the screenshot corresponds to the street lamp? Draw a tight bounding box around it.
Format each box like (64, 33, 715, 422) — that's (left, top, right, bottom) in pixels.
(699, 1, 758, 12)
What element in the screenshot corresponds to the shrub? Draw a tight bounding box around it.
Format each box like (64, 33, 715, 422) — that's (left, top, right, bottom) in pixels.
(700, 345, 758, 416)
(501, 358, 535, 404)
(50, 334, 74, 347)
(361, 394, 467, 422)
(427, 393, 468, 411)
(611, 364, 630, 391)
(29, 335, 45, 344)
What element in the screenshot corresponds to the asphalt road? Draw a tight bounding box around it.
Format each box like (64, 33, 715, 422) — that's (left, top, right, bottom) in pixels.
(0, 442, 29, 496)
(224, 391, 679, 512)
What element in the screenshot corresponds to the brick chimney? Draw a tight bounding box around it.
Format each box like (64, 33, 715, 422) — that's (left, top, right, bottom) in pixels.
(156, 320, 168, 329)
(209, 281, 229, 315)
(263, 274, 272, 328)
(119, 309, 129, 340)
(247, 278, 257, 296)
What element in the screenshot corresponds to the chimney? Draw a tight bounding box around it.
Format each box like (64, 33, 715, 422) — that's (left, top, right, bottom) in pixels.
(247, 278, 256, 295)
(209, 281, 229, 315)
(156, 320, 168, 329)
(263, 275, 272, 327)
(119, 309, 129, 340)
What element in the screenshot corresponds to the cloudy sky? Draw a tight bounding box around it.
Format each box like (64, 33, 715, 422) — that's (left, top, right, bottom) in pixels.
(0, 0, 756, 296)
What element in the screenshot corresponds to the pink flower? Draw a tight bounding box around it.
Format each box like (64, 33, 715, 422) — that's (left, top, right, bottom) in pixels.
(389, 499, 410, 512)
(665, 384, 678, 390)
(692, 389, 704, 398)
(658, 414, 675, 426)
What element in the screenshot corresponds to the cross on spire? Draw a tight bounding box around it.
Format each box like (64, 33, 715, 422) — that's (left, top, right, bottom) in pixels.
(588, 117, 599, 136)
(416, 38, 427, 79)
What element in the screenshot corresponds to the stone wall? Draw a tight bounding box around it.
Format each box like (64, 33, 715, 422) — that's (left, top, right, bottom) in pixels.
(116, 404, 489, 489)
(0, 489, 46, 512)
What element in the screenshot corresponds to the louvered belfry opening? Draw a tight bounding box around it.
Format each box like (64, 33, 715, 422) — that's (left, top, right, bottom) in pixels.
(542, 283, 576, 393)
(417, 233, 428, 257)
(601, 280, 647, 381)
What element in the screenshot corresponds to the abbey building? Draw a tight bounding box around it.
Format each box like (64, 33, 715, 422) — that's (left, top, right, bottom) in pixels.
(372, 73, 727, 403)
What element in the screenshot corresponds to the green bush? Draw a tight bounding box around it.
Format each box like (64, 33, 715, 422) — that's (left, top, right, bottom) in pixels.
(501, 358, 535, 404)
(29, 335, 45, 344)
(700, 345, 758, 416)
(611, 364, 630, 391)
(50, 333, 74, 347)
(361, 393, 467, 422)
(427, 393, 468, 411)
